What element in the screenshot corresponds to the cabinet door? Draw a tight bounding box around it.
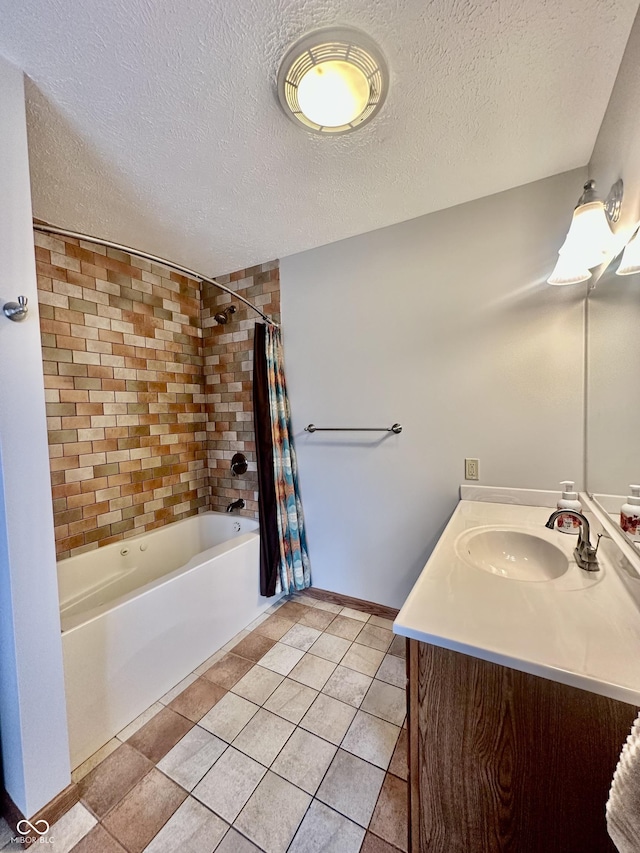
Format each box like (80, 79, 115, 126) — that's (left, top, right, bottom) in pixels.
(408, 640, 636, 853)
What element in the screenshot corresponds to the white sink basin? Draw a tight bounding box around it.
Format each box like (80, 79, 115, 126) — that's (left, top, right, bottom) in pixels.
(456, 528, 569, 582)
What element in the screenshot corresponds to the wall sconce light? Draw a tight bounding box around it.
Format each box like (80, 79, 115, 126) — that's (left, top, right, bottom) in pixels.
(616, 226, 640, 276)
(547, 178, 623, 285)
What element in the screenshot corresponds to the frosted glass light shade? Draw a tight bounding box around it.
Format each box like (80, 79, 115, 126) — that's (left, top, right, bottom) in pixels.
(277, 27, 388, 134)
(616, 229, 640, 276)
(297, 61, 370, 128)
(559, 201, 613, 269)
(547, 253, 592, 286)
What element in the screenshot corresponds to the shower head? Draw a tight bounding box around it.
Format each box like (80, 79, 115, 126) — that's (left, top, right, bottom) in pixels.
(214, 305, 237, 325)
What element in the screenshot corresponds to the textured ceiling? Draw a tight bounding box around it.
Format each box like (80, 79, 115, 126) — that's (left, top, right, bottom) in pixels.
(0, 0, 638, 275)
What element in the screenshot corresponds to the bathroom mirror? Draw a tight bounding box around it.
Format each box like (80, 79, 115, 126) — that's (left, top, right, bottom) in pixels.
(586, 259, 640, 541)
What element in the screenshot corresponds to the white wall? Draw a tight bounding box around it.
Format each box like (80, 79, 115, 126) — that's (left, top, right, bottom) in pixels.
(0, 56, 70, 817)
(281, 169, 587, 608)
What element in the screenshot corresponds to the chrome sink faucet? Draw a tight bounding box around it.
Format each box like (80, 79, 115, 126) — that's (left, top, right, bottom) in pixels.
(544, 510, 600, 572)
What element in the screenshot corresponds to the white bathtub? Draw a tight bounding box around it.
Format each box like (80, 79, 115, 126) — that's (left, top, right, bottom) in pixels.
(58, 512, 279, 768)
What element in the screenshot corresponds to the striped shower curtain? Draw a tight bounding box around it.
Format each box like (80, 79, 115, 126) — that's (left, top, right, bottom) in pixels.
(253, 323, 311, 596)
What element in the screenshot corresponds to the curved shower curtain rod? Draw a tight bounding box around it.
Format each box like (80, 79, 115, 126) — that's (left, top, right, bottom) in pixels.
(33, 221, 279, 327)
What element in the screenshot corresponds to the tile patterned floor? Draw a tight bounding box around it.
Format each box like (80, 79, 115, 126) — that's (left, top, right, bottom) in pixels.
(1, 594, 408, 853)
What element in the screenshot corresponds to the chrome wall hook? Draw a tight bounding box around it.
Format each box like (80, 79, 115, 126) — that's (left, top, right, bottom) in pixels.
(3, 295, 29, 322)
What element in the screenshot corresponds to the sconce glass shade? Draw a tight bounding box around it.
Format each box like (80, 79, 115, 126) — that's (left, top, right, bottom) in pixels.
(616, 229, 640, 276)
(559, 201, 613, 269)
(547, 253, 592, 286)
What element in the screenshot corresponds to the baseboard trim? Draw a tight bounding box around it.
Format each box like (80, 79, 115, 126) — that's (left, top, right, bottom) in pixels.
(305, 588, 399, 621)
(2, 782, 78, 842)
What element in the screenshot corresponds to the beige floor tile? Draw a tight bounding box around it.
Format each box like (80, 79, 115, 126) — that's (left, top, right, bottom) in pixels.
(361, 680, 406, 726)
(298, 608, 337, 631)
(280, 623, 322, 651)
(102, 768, 187, 853)
(116, 702, 163, 741)
(388, 729, 408, 780)
(234, 771, 311, 853)
(342, 710, 400, 769)
(215, 828, 261, 852)
(339, 607, 371, 623)
(255, 614, 296, 641)
(308, 632, 352, 664)
(43, 802, 96, 853)
(312, 600, 343, 614)
(199, 692, 260, 742)
(291, 593, 321, 607)
(387, 635, 406, 659)
(300, 693, 356, 745)
(71, 738, 120, 783)
(369, 773, 408, 852)
(192, 747, 266, 823)
(141, 796, 227, 853)
(271, 728, 337, 795)
(316, 750, 385, 828)
(231, 665, 284, 705)
(258, 642, 306, 675)
(157, 726, 227, 791)
(232, 708, 295, 766)
(263, 678, 319, 724)
(325, 616, 365, 642)
(322, 665, 373, 708)
(159, 673, 199, 705)
(288, 799, 366, 853)
(368, 616, 395, 630)
(375, 654, 406, 689)
(355, 625, 393, 652)
(341, 643, 386, 677)
(289, 653, 337, 690)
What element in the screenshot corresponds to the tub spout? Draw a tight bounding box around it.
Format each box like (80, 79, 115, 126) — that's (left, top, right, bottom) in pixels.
(226, 498, 245, 513)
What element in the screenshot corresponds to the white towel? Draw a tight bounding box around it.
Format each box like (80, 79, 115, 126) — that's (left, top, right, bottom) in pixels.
(607, 712, 640, 852)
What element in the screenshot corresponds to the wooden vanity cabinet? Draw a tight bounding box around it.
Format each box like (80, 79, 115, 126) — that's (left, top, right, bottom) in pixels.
(406, 639, 637, 853)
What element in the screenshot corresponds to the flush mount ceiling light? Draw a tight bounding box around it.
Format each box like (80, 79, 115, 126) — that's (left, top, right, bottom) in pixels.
(277, 26, 388, 134)
(547, 179, 623, 285)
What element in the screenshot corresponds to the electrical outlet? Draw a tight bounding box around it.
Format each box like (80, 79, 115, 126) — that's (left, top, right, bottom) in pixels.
(465, 458, 479, 480)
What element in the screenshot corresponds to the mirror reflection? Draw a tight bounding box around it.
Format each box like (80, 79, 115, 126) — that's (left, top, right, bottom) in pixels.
(587, 259, 640, 543)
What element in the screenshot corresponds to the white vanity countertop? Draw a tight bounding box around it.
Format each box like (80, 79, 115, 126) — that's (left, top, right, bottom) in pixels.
(394, 498, 640, 706)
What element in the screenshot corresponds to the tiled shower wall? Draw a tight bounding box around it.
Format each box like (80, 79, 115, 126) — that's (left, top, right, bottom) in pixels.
(35, 230, 279, 559)
(202, 262, 280, 515)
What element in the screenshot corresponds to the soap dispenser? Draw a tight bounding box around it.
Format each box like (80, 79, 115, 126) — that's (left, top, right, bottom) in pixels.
(620, 486, 640, 538)
(556, 481, 582, 534)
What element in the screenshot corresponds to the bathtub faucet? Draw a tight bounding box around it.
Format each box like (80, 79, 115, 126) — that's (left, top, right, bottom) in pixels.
(226, 498, 245, 513)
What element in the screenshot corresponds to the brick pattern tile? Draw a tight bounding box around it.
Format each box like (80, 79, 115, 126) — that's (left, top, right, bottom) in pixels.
(35, 231, 279, 557)
(201, 262, 280, 517)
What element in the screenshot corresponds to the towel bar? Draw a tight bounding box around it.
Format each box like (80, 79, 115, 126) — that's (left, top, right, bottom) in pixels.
(304, 423, 402, 434)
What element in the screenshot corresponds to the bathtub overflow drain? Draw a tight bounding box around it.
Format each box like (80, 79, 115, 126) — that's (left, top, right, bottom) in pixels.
(120, 547, 130, 556)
